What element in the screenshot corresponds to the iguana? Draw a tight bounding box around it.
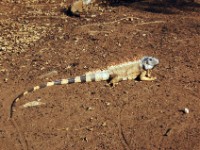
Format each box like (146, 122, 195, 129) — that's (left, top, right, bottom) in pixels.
(10, 56, 159, 118)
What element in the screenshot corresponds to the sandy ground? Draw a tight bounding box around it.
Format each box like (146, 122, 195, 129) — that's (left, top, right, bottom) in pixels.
(0, 0, 200, 149)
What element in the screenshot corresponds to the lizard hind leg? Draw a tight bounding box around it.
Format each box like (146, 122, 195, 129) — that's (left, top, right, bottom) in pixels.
(108, 74, 122, 87)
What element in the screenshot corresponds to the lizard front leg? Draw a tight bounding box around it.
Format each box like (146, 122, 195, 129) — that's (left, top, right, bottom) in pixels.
(147, 69, 152, 77)
(139, 70, 157, 81)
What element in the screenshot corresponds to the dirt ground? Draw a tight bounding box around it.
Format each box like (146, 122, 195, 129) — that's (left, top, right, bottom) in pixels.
(0, 0, 200, 150)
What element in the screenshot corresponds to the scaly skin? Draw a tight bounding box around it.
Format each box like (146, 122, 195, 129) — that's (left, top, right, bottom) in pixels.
(10, 56, 159, 118)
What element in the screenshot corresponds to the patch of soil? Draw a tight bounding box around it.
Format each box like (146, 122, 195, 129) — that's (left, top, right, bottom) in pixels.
(0, 0, 200, 149)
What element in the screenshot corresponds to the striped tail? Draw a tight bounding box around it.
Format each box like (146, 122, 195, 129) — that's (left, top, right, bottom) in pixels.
(10, 71, 110, 118)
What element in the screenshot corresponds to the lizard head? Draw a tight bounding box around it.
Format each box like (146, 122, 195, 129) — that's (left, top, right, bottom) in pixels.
(141, 56, 159, 70)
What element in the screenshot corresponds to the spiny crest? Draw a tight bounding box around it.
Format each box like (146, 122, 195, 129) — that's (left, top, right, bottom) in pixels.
(106, 55, 141, 69)
(85, 56, 140, 74)
(86, 69, 102, 75)
(107, 60, 140, 70)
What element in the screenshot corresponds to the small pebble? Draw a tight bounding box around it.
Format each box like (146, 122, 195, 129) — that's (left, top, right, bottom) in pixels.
(87, 107, 94, 111)
(83, 66, 88, 69)
(105, 102, 111, 106)
(4, 78, 8, 83)
(183, 108, 189, 114)
(91, 14, 96, 18)
(102, 122, 107, 127)
(38, 70, 58, 79)
(164, 128, 172, 136)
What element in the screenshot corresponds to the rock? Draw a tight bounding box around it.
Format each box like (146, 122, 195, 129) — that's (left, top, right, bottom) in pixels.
(67, 0, 93, 17)
(183, 108, 189, 114)
(38, 70, 58, 79)
(21, 100, 46, 108)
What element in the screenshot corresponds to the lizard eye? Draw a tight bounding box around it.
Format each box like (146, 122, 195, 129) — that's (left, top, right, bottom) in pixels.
(149, 58, 152, 61)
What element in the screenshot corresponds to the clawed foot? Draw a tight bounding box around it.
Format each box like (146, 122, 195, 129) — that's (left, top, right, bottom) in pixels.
(140, 76, 157, 81)
(149, 76, 157, 81)
(140, 70, 157, 81)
